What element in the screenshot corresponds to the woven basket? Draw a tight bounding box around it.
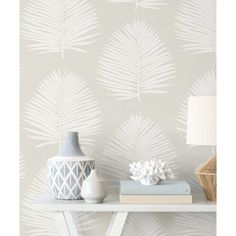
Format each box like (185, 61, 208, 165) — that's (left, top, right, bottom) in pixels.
(195, 155, 216, 202)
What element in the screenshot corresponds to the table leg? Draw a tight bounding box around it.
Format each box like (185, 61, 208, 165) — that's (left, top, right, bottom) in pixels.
(54, 212, 70, 236)
(64, 211, 79, 236)
(106, 212, 128, 236)
(54, 211, 79, 236)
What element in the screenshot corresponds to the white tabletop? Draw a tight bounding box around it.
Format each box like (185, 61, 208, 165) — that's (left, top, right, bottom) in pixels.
(33, 194, 216, 213)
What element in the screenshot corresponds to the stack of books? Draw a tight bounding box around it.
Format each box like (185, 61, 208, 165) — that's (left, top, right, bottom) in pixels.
(120, 180, 192, 204)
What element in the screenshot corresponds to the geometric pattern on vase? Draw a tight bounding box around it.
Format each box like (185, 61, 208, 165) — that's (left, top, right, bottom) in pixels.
(48, 160, 95, 200)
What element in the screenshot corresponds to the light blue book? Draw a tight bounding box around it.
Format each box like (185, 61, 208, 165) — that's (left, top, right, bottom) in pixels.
(120, 180, 191, 195)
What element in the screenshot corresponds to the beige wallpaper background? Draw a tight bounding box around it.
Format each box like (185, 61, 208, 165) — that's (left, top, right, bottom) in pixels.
(20, 0, 216, 235)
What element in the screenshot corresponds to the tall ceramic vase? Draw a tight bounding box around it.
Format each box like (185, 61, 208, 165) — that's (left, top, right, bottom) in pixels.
(47, 132, 95, 200)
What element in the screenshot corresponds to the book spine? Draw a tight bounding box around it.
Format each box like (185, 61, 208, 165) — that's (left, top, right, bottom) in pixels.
(119, 195, 192, 204)
(120, 185, 191, 195)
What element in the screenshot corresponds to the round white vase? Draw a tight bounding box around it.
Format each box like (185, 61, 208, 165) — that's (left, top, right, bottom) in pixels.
(81, 169, 107, 203)
(47, 132, 95, 200)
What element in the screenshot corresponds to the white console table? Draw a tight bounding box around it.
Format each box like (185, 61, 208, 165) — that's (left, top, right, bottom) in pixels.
(33, 194, 216, 236)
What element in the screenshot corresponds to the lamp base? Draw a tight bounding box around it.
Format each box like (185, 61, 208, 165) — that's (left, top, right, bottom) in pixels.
(195, 154, 216, 202)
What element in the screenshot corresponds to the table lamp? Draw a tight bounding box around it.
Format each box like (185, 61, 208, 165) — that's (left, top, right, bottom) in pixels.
(186, 96, 216, 201)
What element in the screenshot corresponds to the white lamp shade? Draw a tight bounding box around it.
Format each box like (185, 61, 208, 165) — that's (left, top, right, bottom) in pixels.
(186, 96, 216, 146)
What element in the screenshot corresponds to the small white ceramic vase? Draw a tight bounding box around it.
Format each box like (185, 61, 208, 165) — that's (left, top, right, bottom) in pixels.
(81, 169, 107, 203)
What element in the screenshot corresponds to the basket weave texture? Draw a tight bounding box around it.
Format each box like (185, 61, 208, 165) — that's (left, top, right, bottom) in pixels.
(195, 155, 216, 202)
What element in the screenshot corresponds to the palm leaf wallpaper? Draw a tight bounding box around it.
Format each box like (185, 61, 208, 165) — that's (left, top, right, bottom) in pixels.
(24, 70, 102, 147)
(21, 0, 216, 235)
(122, 213, 167, 236)
(176, 69, 216, 138)
(22, 0, 99, 58)
(20, 150, 25, 180)
(175, 0, 216, 54)
(107, 0, 166, 10)
(175, 213, 216, 236)
(100, 113, 178, 188)
(21, 167, 59, 236)
(97, 19, 175, 101)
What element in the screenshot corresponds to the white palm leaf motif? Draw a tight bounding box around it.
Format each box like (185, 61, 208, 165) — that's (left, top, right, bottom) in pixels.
(97, 19, 175, 102)
(22, 0, 99, 58)
(106, 0, 166, 10)
(176, 69, 216, 138)
(175, 213, 216, 236)
(20, 150, 26, 180)
(100, 113, 178, 187)
(21, 167, 58, 235)
(122, 213, 167, 236)
(24, 70, 102, 148)
(21, 167, 100, 236)
(175, 0, 216, 53)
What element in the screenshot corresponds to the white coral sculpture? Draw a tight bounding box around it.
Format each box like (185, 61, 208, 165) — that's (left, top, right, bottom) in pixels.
(129, 159, 174, 185)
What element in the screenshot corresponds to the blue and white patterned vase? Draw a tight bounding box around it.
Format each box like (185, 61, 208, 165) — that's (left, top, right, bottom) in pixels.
(47, 131, 95, 200)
